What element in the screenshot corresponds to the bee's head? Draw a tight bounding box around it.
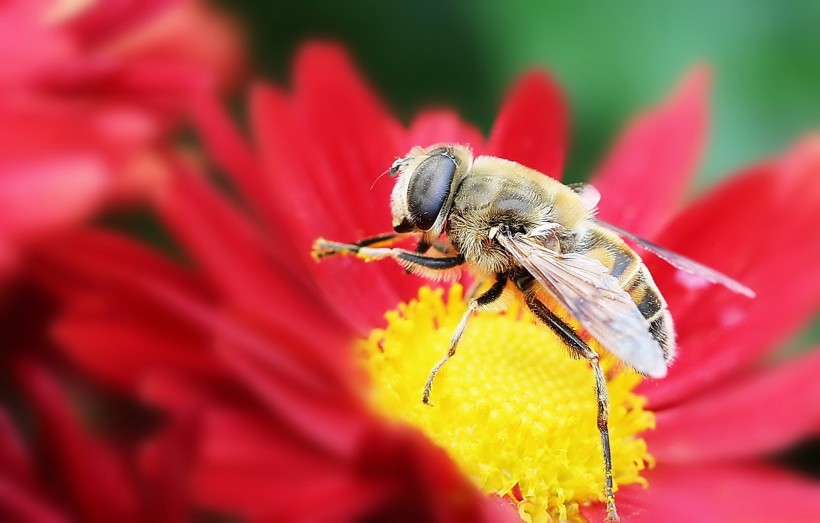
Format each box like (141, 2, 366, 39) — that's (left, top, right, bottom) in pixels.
(389, 144, 473, 238)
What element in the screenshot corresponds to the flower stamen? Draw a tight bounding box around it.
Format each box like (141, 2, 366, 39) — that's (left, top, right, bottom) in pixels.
(362, 285, 655, 521)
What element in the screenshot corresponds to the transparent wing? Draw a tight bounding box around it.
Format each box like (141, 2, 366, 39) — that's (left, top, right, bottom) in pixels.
(498, 234, 667, 377)
(595, 219, 755, 298)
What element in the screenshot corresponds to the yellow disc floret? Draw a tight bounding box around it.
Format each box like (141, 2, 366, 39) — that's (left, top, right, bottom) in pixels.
(361, 285, 655, 522)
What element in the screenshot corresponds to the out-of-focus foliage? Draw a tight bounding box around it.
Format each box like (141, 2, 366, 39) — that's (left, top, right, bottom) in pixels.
(223, 0, 820, 187)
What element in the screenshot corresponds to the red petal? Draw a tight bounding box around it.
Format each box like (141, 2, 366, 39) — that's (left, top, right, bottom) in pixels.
(61, 0, 173, 48)
(0, 155, 110, 241)
(138, 409, 199, 523)
(101, 0, 245, 91)
(191, 407, 379, 519)
(17, 363, 141, 523)
(292, 43, 403, 233)
(648, 350, 820, 464)
(55, 298, 221, 393)
(290, 43, 429, 325)
(0, 0, 73, 85)
(31, 230, 220, 391)
(157, 162, 350, 351)
(213, 339, 367, 457)
(592, 67, 709, 236)
(0, 476, 68, 523)
(0, 411, 37, 490)
(250, 53, 424, 331)
(404, 109, 485, 153)
(583, 463, 820, 523)
(188, 93, 270, 222)
(35, 229, 343, 406)
(639, 137, 820, 406)
(488, 71, 568, 178)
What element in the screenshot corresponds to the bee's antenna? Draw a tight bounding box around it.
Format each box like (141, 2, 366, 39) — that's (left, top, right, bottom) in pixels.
(370, 167, 391, 190)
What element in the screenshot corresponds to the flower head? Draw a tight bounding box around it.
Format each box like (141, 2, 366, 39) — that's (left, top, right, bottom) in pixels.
(24, 43, 820, 522)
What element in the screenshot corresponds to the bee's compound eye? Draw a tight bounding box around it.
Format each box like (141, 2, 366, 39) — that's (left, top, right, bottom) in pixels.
(407, 153, 457, 231)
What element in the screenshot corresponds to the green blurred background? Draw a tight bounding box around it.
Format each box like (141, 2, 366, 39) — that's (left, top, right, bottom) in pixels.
(219, 0, 820, 190)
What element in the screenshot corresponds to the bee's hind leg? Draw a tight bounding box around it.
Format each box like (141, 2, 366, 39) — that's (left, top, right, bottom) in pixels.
(516, 274, 620, 523)
(421, 274, 508, 406)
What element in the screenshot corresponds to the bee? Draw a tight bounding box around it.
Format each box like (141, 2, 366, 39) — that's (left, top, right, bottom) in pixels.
(313, 143, 754, 522)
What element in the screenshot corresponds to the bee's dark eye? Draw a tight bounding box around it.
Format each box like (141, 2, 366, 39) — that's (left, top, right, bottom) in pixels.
(407, 153, 457, 231)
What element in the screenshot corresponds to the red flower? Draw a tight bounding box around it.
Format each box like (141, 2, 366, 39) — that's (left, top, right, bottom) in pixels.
(0, 0, 243, 276)
(26, 44, 820, 522)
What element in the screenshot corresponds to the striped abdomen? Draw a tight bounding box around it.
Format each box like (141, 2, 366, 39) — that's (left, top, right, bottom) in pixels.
(581, 225, 676, 362)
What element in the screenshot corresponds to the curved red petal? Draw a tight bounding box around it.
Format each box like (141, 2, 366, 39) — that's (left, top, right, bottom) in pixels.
(648, 350, 820, 464)
(190, 407, 383, 520)
(0, 476, 68, 523)
(404, 109, 486, 153)
(583, 463, 820, 523)
(138, 408, 199, 523)
(17, 363, 141, 523)
(640, 137, 820, 406)
(0, 155, 110, 241)
(0, 411, 37, 490)
(292, 42, 403, 236)
(157, 162, 352, 346)
(250, 61, 425, 331)
(61, 0, 173, 47)
(214, 340, 367, 457)
(592, 67, 709, 236)
(188, 92, 271, 223)
(488, 71, 568, 178)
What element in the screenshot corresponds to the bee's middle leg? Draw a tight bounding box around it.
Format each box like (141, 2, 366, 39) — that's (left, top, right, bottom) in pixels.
(516, 275, 620, 522)
(421, 274, 508, 406)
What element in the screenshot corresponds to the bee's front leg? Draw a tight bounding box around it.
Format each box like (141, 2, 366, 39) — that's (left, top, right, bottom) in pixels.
(312, 233, 405, 260)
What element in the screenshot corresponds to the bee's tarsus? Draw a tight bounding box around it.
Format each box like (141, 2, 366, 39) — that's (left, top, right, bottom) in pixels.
(420, 275, 507, 407)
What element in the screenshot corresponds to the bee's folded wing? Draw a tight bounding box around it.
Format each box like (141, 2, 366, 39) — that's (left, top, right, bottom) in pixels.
(499, 234, 667, 378)
(595, 219, 755, 298)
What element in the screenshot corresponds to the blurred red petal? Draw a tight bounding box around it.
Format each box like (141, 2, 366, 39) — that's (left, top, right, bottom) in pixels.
(0, 476, 67, 523)
(157, 163, 348, 351)
(0, 0, 74, 86)
(55, 295, 222, 392)
(648, 350, 820, 463)
(17, 363, 141, 523)
(59, 0, 174, 48)
(214, 340, 366, 456)
(138, 408, 199, 523)
(404, 110, 485, 152)
(192, 408, 381, 520)
(188, 92, 270, 221)
(0, 410, 38, 496)
(583, 463, 820, 523)
(32, 231, 219, 395)
(488, 71, 568, 178)
(0, 155, 109, 241)
(640, 137, 820, 406)
(592, 67, 709, 235)
(355, 424, 501, 523)
(100, 0, 245, 90)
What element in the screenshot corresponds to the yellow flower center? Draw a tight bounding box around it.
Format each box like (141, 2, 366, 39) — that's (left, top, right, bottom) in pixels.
(361, 285, 655, 522)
